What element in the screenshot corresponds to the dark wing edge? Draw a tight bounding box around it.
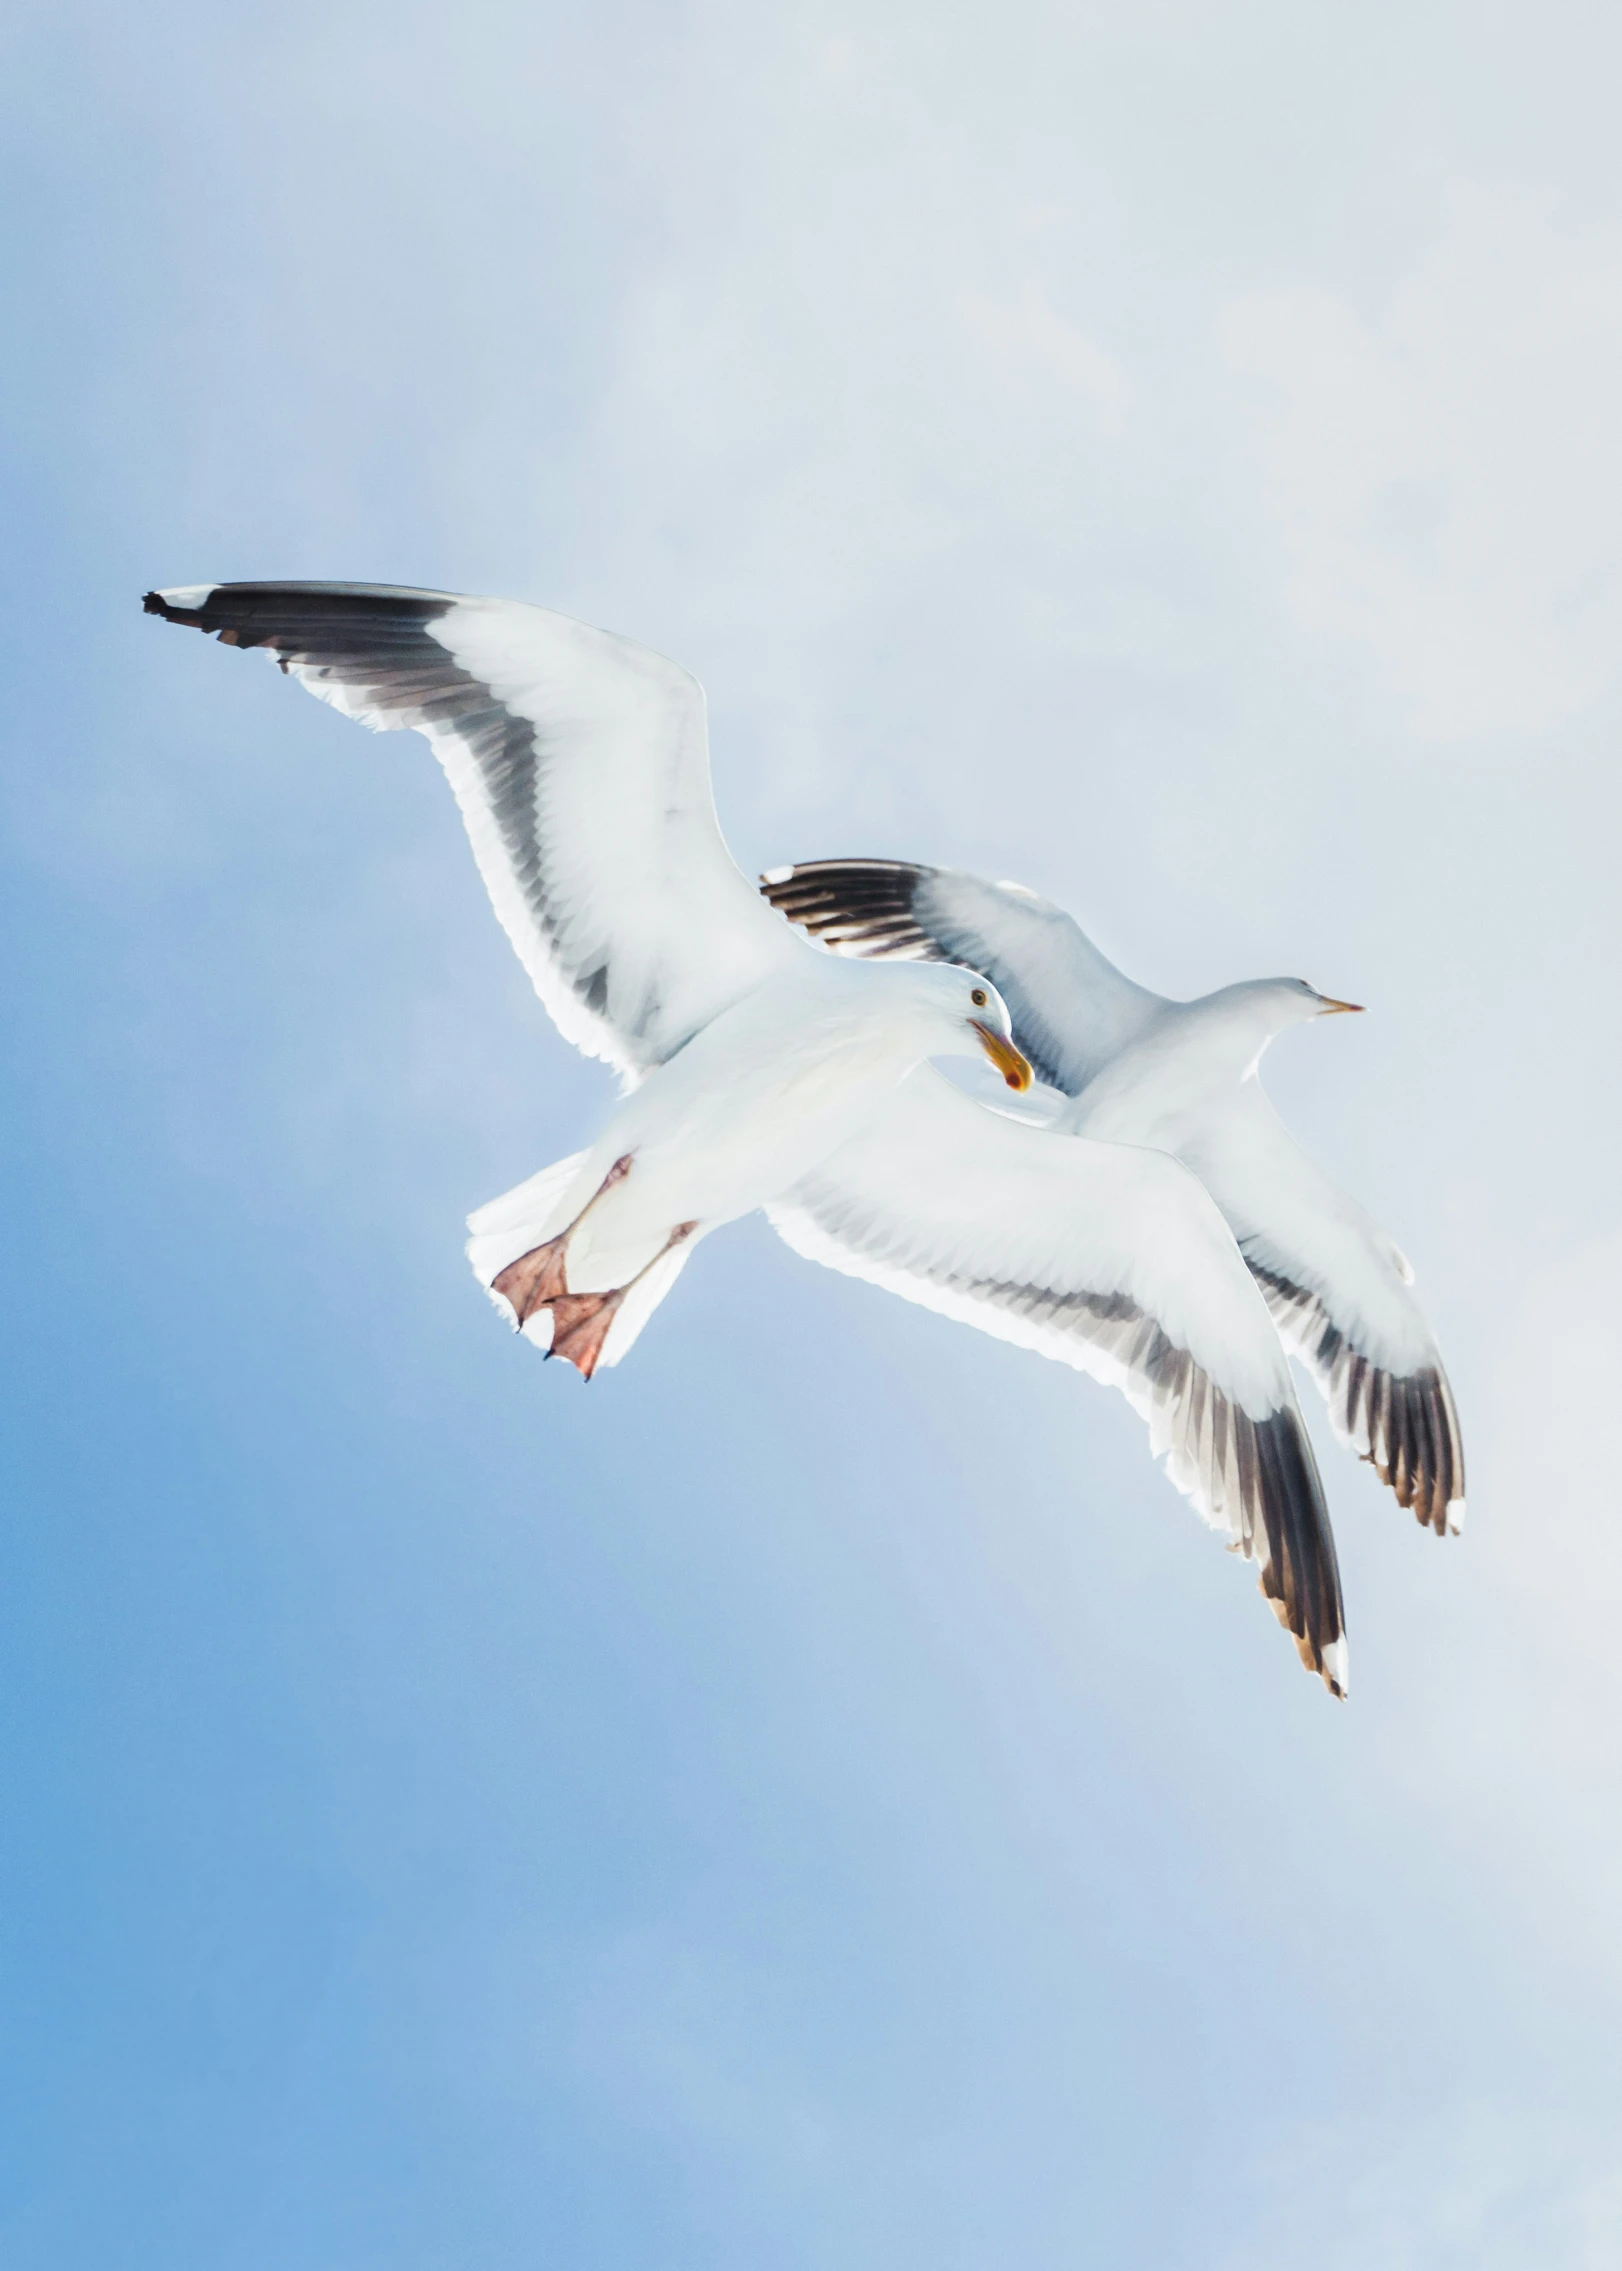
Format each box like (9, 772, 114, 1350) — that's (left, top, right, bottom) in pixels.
(760, 857, 947, 962)
(771, 1190, 1348, 1696)
(144, 582, 708, 1078)
(1248, 1261, 1465, 1536)
(760, 858, 1080, 1092)
(144, 580, 463, 654)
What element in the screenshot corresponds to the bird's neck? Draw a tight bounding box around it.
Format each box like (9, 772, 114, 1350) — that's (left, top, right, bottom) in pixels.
(1175, 986, 1304, 1082)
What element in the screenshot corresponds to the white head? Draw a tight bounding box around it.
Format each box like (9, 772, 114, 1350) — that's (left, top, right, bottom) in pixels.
(1251, 976, 1366, 1029)
(886, 961, 1034, 1091)
(1204, 977, 1366, 1066)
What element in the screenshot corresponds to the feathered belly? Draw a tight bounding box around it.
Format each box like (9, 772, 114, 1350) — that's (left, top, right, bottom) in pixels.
(553, 1034, 907, 1293)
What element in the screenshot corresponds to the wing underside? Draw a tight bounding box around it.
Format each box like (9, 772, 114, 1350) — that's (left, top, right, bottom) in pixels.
(1248, 1262, 1464, 1535)
(147, 581, 798, 1076)
(771, 1070, 1348, 1692)
(764, 860, 1464, 1539)
(761, 857, 1143, 1093)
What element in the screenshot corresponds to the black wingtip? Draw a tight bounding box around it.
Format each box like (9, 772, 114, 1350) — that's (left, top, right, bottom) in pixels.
(142, 588, 212, 629)
(1249, 1405, 1348, 1698)
(140, 581, 462, 660)
(759, 858, 944, 962)
(1248, 1263, 1465, 1545)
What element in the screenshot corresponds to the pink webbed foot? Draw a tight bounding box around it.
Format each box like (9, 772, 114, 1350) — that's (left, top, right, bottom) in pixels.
(505, 1211, 700, 1382)
(490, 1154, 634, 1328)
(492, 1236, 571, 1326)
(544, 1288, 627, 1380)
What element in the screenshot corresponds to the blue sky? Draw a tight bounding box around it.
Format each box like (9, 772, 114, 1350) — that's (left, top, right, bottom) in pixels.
(4, 2, 1622, 2262)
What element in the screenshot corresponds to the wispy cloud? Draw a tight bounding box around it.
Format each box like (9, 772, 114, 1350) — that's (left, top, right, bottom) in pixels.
(1220, 2103, 1622, 2271)
(1223, 186, 1622, 739)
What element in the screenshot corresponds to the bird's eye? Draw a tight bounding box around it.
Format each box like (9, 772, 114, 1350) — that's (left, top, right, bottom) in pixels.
(970, 988, 988, 1008)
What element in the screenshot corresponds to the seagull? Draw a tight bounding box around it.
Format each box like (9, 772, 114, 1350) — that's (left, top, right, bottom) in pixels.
(144, 581, 1347, 1692)
(762, 857, 1463, 1537)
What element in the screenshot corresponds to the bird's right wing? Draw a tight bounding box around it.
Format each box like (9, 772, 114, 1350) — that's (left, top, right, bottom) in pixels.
(760, 857, 1144, 1093)
(769, 1067, 1347, 1694)
(146, 582, 801, 1080)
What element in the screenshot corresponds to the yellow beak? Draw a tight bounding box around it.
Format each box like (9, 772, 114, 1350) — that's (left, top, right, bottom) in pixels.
(1317, 996, 1365, 1015)
(971, 1019, 1033, 1092)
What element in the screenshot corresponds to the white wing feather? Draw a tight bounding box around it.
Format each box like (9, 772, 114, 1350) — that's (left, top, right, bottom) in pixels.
(770, 1068, 1347, 1692)
(148, 582, 801, 1079)
(1183, 1092, 1465, 1534)
(761, 857, 1159, 1092)
(764, 857, 1463, 1533)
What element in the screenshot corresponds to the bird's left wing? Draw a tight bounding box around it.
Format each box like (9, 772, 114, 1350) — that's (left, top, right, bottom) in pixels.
(1180, 1095, 1465, 1537)
(769, 1067, 1347, 1694)
(145, 582, 800, 1080)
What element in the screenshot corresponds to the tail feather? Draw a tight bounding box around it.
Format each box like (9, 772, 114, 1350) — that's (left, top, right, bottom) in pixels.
(594, 1237, 694, 1368)
(466, 1150, 589, 1298)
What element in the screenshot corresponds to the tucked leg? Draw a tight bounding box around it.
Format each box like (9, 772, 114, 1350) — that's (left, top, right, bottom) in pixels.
(491, 1154, 632, 1327)
(540, 1220, 699, 1380)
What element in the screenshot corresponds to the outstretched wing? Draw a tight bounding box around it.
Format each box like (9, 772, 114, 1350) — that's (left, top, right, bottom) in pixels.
(760, 856, 1159, 1093)
(146, 581, 800, 1079)
(769, 1067, 1347, 1695)
(1187, 1096, 1465, 1536)
(765, 861, 1464, 1537)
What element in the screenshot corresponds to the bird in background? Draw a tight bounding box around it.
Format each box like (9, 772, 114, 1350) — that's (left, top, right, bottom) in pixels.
(761, 858, 1463, 1538)
(144, 580, 1348, 1692)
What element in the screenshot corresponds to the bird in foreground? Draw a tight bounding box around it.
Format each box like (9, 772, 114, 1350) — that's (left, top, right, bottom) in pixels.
(762, 857, 1463, 1537)
(144, 581, 1346, 1692)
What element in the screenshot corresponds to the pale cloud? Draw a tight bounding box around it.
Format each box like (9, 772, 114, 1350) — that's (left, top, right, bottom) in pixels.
(1221, 2104, 1622, 2271)
(955, 286, 1129, 432)
(1399, 1229, 1622, 1996)
(1487, 1229, 1622, 1732)
(1222, 186, 1622, 741)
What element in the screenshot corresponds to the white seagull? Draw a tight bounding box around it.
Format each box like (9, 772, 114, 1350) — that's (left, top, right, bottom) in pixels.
(762, 857, 1463, 1538)
(145, 581, 1347, 1691)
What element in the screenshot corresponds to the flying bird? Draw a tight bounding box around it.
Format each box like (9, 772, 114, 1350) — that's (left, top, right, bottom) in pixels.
(145, 582, 1346, 1691)
(762, 857, 1463, 1537)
